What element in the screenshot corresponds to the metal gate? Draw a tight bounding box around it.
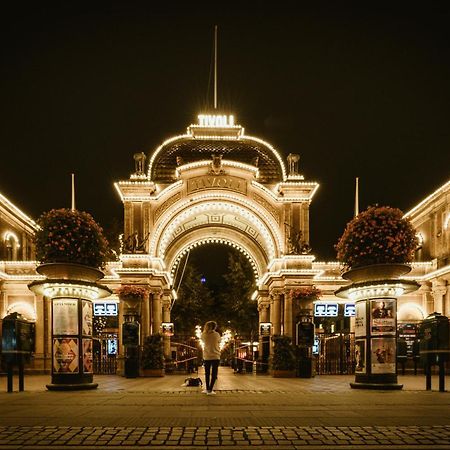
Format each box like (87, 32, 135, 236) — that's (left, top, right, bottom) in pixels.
(169, 337, 199, 373)
(315, 332, 355, 375)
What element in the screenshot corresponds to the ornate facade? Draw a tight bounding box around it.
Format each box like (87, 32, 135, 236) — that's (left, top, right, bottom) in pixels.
(0, 114, 449, 373)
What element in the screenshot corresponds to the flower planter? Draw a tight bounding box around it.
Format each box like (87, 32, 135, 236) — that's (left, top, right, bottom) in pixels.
(36, 262, 104, 282)
(142, 369, 165, 377)
(341, 263, 411, 283)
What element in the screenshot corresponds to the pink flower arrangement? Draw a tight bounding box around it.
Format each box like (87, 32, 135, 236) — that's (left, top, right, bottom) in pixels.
(290, 286, 321, 301)
(335, 205, 418, 270)
(116, 285, 148, 300)
(34, 208, 109, 269)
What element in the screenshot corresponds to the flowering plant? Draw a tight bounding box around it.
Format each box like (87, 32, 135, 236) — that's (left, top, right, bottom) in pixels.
(116, 284, 148, 300)
(34, 208, 109, 269)
(290, 286, 321, 301)
(335, 205, 418, 270)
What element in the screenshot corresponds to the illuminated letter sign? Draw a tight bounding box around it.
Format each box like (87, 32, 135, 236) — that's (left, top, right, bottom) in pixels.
(259, 322, 272, 336)
(198, 114, 235, 127)
(344, 303, 356, 317)
(94, 302, 118, 316)
(161, 322, 174, 336)
(314, 303, 339, 317)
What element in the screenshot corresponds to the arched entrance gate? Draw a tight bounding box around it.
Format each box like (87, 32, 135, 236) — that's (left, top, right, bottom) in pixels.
(114, 114, 319, 370)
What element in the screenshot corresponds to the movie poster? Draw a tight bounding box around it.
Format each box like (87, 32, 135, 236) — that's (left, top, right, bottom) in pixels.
(53, 338, 79, 373)
(355, 339, 366, 374)
(370, 299, 396, 335)
(371, 337, 396, 374)
(83, 339, 93, 373)
(355, 301, 366, 337)
(82, 300, 93, 336)
(53, 299, 78, 335)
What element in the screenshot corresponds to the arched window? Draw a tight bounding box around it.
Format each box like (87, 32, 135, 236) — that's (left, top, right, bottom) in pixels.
(4, 231, 20, 261)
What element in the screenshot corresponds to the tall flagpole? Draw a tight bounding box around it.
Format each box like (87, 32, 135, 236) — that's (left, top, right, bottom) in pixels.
(214, 25, 218, 110)
(354, 177, 359, 218)
(71, 173, 76, 211)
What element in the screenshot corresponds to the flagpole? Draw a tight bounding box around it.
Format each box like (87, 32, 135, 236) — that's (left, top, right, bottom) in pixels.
(354, 177, 359, 217)
(71, 173, 76, 211)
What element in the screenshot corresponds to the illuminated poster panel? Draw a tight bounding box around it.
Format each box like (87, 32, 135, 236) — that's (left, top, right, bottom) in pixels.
(53, 299, 78, 335)
(354, 301, 366, 337)
(370, 299, 396, 335)
(83, 339, 93, 373)
(53, 338, 79, 373)
(82, 300, 93, 336)
(371, 337, 396, 374)
(355, 339, 366, 374)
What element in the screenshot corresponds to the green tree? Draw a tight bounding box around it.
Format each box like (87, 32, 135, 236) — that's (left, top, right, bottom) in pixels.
(219, 251, 257, 338)
(171, 263, 214, 336)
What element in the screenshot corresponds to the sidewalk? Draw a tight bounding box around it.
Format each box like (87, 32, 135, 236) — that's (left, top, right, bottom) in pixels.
(1, 368, 450, 449)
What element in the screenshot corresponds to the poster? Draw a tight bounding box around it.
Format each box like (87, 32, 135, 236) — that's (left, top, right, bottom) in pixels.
(355, 339, 366, 374)
(53, 338, 79, 373)
(53, 299, 78, 335)
(370, 299, 396, 335)
(83, 339, 93, 373)
(82, 300, 93, 336)
(354, 301, 366, 337)
(371, 337, 396, 374)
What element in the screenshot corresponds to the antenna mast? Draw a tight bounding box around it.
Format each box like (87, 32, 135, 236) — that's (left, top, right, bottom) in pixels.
(214, 25, 218, 109)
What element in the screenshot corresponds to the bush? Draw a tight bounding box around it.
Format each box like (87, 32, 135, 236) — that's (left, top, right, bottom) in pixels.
(141, 334, 164, 370)
(34, 208, 109, 269)
(335, 205, 418, 270)
(270, 335, 296, 371)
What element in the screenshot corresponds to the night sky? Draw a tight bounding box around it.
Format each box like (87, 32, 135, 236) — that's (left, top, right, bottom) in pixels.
(1, 4, 449, 260)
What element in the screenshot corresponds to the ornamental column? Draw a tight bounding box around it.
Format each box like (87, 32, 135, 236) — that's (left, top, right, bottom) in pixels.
(270, 291, 281, 336)
(152, 291, 162, 335)
(257, 298, 270, 373)
(432, 280, 448, 315)
(284, 290, 293, 338)
(162, 296, 171, 359)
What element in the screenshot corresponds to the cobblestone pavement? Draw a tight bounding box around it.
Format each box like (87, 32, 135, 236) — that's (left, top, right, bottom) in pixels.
(1, 369, 450, 448)
(0, 425, 450, 449)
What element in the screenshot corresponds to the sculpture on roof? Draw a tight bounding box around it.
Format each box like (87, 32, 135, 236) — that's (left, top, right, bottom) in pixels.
(133, 152, 147, 175)
(209, 154, 225, 175)
(287, 153, 300, 176)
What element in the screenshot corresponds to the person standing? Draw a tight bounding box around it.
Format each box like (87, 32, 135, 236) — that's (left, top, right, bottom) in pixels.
(201, 321, 221, 395)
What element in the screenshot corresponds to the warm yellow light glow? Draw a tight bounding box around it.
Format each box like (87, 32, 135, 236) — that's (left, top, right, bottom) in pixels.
(197, 114, 235, 127)
(0, 192, 39, 231)
(347, 284, 405, 302)
(404, 180, 450, 218)
(5, 302, 36, 321)
(170, 237, 259, 281)
(43, 283, 101, 300)
(3, 231, 20, 248)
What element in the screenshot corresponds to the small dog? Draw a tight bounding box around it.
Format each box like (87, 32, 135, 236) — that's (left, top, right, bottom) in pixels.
(184, 377, 202, 387)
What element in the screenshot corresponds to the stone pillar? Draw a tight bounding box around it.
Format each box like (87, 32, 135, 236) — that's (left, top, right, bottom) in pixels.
(257, 300, 270, 372)
(152, 291, 162, 335)
(270, 292, 281, 336)
(284, 290, 293, 337)
(432, 280, 448, 315)
(419, 283, 433, 317)
(162, 297, 171, 359)
(141, 291, 150, 342)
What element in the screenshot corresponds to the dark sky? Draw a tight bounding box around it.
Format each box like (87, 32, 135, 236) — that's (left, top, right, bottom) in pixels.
(1, 4, 449, 260)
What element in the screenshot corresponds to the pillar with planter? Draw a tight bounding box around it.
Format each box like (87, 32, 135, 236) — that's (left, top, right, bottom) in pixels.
(334, 205, 421, 390)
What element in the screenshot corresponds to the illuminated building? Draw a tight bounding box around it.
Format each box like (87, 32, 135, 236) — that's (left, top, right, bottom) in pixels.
(0, 115, 448, 374)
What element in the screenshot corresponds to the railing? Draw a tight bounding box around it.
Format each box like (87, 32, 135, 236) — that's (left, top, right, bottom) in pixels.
(315, 332, 355, 375)
(93, 355, 117, 375)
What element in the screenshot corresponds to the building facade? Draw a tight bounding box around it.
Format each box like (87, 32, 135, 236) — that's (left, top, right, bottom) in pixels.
(0, 115, 449, 374)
